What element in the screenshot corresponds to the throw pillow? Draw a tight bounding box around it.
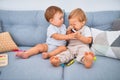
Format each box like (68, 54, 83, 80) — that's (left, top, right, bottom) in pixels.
(112, 19, 120, 31)
(0, 32, 19, 53)
(91, 28, 120, 59)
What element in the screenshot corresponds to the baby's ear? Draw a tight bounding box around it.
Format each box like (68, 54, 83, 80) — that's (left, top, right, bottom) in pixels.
(49, 18, 53, 23)
(82, 21, 86, 25)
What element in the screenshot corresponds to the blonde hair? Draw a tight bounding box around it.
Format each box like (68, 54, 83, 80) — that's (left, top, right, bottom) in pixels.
(68, 8, 87, 23)
(45, 6, 63, 22)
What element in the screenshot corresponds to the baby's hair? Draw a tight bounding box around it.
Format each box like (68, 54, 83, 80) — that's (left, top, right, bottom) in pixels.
(68, 8, 87, 23)
(45, 6, 63, 22)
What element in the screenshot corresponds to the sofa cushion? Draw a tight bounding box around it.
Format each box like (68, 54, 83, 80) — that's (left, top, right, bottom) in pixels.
(0, 10, 49, 46)
(92, 11, 120, 30)
(0, 47, 63, 80)
(0, 21, 2, 32)
(91, 28, 120, 59)
(64, 56, 120, 80)
(0, 32, 19, 53)
(112, 19, 120, 31)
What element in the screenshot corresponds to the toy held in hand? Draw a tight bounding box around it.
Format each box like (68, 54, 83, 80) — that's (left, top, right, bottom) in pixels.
(71, 28, 77, 33)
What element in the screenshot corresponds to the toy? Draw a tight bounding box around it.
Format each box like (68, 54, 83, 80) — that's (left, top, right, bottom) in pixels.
(60, 64, 65, 68)
(66, 59, 75, 66)
(0, 53, 8, 67)
(71, 28, 77, 33)
(60, 59, 75, 67)
(94, 56, 97, 61)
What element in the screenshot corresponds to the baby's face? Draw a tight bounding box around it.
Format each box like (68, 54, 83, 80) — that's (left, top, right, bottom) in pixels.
(51, 12, 64, 27)
(69, 18, 85, 31)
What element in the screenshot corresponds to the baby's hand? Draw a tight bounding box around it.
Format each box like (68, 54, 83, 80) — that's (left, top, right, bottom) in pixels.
(75, 32, 82, 39)
(67, 33, 76, 39)
(68, 26, 73, 30)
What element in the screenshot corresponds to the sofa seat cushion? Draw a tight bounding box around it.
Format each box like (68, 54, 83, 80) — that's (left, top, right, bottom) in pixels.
(0, 47, 63, 80)
(64, 56, 120, 80)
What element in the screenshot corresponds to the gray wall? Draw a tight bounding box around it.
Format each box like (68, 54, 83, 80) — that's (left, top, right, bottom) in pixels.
(0, 0, 120, 12)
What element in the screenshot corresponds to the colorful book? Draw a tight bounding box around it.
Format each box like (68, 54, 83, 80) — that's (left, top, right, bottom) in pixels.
(0, 53, 8, 67)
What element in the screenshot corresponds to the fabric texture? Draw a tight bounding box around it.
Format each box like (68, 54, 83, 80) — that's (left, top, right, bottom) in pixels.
(91, 29, 120, 59)
(112, 19, 120, 31)
(0, 32, 19, 53)
(0, 10, 49, 46)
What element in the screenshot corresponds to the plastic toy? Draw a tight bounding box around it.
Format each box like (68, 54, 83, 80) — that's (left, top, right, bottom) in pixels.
(71, 28, 76, 33)
(66, 59, 75, 66)
(94, 56, 97, 61)
(60, 64, 65, 68)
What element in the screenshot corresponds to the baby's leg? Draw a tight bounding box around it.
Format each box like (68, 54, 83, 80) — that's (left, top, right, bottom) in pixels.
(42, 46, 67, 59)
(16, 44, 48, 59)
(76, 46, 94, 68)
(50, 49, 74, 67)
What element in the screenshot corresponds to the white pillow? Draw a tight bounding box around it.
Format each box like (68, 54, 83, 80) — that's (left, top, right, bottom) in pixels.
(91, 28, 120, 59)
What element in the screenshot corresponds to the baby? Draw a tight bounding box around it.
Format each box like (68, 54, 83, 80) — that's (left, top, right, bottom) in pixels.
(16, 6, 75, 59)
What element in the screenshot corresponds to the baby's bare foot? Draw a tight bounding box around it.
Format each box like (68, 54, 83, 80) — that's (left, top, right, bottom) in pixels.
(83, 52, 94, 68)
(16, 52, 23, 57)
(42, 52, 49, 59)
(50, 56, 60, 67)
(16, 52, 29, 59)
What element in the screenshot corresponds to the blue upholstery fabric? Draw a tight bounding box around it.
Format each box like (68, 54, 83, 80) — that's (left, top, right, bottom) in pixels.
(0, 21, 2, 32)
(0, 10, 49, 46)
(0, 47, 63, 80)
(64, 56, 120, 80)
(92, 11, 120, 30)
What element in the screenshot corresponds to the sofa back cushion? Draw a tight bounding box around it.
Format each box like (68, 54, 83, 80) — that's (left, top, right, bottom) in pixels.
(112, 19, 120, 31)
(0, 10, 120, 46)
(0, 21, 2, 32)
(92, 11, 120, 31)
(0, 10, 49, 46)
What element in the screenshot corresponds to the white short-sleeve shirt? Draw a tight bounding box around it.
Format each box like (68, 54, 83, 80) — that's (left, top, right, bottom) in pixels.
(46, 24, 67, 46)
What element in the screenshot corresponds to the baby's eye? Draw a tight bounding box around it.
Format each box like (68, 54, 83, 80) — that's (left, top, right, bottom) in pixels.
(60, 17, 63, 20)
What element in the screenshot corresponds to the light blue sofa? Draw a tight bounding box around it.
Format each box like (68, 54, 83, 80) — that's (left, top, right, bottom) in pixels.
(0, 10, 120, 80)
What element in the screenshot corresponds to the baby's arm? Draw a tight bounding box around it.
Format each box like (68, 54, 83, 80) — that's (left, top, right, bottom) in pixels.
(66, 26, 74, 34)
(42, 46, 67, 59)
(52, 33, 75, 40)
(75, 32, 92, 44)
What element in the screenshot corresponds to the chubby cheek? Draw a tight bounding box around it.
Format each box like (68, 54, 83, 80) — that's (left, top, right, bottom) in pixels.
(57, 21, 63, 26)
